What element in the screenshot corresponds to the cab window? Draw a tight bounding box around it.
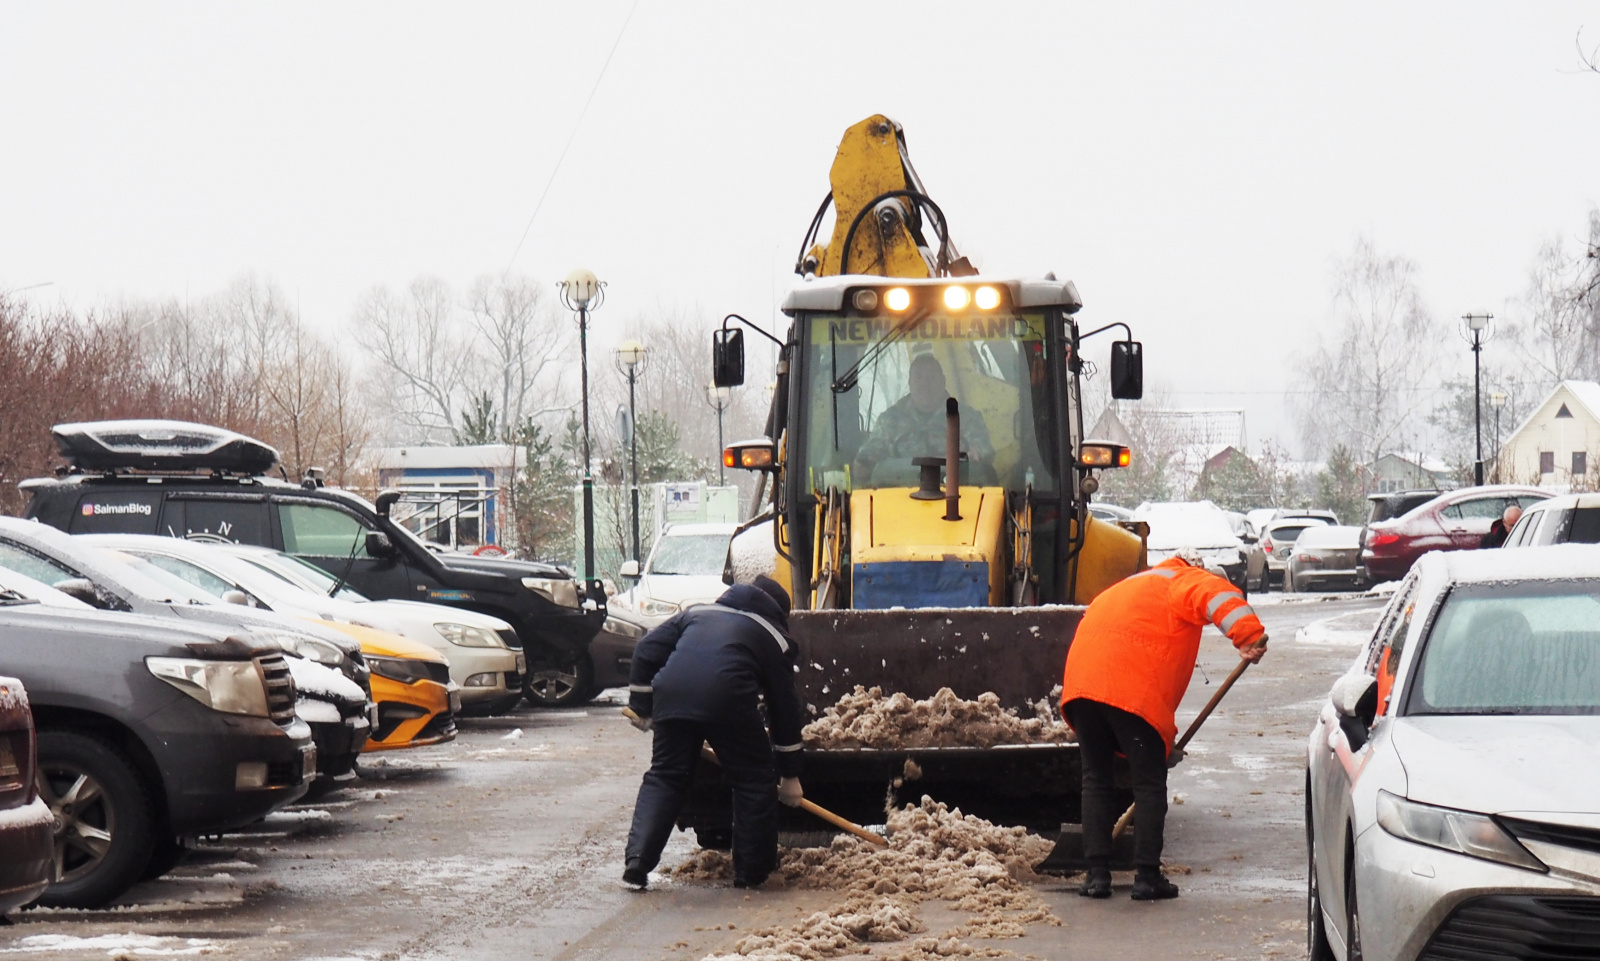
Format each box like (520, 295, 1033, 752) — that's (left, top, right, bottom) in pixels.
(68, 493, 161, 534)
(279, 503, 370, 557)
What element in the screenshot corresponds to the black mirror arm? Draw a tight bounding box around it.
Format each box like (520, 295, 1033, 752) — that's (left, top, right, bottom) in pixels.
(1078, 321, 1133, 342)
(722, 313, 788, 350)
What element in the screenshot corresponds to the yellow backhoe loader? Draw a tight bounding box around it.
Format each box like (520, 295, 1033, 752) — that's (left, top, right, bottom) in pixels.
(682, 115, 1149, 846)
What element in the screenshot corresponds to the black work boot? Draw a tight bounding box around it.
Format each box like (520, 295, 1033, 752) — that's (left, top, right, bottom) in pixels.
(1130, 867, 1179, 901)
(1078, 863, 1112, 899)
(622, 861, 649, 890)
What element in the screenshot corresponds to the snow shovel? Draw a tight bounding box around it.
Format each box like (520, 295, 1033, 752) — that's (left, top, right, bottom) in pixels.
(620, 707, 888, 847)
(1036, 657, 1254, 875)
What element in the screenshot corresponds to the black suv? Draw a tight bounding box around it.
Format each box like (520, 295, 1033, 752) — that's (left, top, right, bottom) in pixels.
(23, 420, 606, 706)
(0, 597, 315, 908)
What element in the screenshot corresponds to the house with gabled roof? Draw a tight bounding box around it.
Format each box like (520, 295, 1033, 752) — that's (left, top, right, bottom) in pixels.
(1496, 380, 1600, 488)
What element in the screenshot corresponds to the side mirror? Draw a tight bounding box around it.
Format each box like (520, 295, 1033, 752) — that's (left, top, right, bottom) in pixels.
(365, 531, 395, 557)
(712, 328, 745, 387)
(221, 589, 251, 606)
(618, 559, 640, 579)
(723, 439, 777, 472)
(54, 577, 103, 608)
(1331, 672, 1378, 721)
(374, 489, 402, 519)
(1110, 340, 1143, 400)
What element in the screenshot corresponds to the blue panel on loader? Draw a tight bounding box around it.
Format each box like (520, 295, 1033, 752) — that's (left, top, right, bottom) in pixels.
(852, 558, 989, 609)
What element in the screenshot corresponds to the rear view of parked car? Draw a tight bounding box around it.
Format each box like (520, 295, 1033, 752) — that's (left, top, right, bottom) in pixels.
(0, 675, 52, 916)
(1283, 525, 1364, 592)
(1358, 485, 1549, 584)
(1306, 546, 1600, 961)
(1246, 516, 1333, 591)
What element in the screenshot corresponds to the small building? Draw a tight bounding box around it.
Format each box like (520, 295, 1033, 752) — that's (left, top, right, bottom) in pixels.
(1367, 452, 1454, 493)
(370, 445, 522, 551)
(1497, 380, 1600, 489)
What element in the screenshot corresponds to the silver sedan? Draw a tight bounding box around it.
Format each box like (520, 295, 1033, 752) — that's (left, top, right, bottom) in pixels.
(1306, 545, 1600, 961)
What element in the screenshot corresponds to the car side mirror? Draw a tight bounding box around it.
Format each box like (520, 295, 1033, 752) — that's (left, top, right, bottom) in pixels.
(54, 577, 103, 608)
(712, 328, 745, 387)
(1331, 672, 1378, 721)
(221, 589, 251, 606)
(618, 559, 640, 579)
(365, 531, 395, 557)
(1110, 340, 1143, 400)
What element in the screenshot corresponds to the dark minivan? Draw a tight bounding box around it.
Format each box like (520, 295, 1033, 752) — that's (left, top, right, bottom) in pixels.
(23, 420, 607, 706)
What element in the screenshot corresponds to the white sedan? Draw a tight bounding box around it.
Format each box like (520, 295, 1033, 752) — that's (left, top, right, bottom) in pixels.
(80, 534, 526, 714)
(1306, 545, 1600, 961)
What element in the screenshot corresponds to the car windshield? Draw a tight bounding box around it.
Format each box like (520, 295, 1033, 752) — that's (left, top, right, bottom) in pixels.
(94, 549, 217, 605)
(802, 309, 1058, 493)
(1268, 524, 1317, 542)
(240, 552, 370, 602)
(649, 534, 732, 576)
(1407, 581, 1600, 715)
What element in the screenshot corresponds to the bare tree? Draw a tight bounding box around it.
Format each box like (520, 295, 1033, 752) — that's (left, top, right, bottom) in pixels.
(465, 274, 572, 433)
(351, 277, 473, 443)
(1294, 237, 1440, 463)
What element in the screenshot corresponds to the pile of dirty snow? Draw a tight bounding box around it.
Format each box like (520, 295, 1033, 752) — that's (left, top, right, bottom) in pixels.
(683, 796, 1060, 960)
(803, 686, 1074, 750)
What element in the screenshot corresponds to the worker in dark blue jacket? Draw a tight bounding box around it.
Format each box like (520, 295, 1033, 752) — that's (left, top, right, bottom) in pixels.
(622, 575, 805, 890)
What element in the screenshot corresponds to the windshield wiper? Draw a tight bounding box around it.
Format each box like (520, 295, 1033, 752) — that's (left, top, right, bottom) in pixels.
(830, 307, 931, 396)
(0, 589, 38, 607)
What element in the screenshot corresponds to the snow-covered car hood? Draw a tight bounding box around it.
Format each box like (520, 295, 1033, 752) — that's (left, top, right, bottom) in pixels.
(362, 600, 512, 632)
(433, 553, 566, 579)
(1391, 715, 1600, 818)
(636, 573, 727, 609)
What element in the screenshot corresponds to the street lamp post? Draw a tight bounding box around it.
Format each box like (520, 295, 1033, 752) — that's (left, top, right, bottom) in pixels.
(559, 268, 605, 604)
(615, 339, 648, 564)
(705, 383, 731, 485)
(1460, 313, 1494, 486)
(1490, 389, 1507, 483)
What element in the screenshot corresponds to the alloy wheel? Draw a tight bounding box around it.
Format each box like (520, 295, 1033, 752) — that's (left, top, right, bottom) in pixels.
(36, 764, 115, 884)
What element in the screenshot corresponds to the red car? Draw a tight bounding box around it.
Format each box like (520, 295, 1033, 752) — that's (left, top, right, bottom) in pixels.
(1358, 485, 1550, 583)
(0, 675, 52, 916)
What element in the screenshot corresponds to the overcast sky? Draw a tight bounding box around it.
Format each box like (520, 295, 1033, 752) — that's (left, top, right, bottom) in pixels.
(3, 3, 1597, 454)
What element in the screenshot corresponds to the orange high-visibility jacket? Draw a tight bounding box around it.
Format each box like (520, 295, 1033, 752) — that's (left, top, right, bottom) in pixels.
(1060, 557, 1265, 753)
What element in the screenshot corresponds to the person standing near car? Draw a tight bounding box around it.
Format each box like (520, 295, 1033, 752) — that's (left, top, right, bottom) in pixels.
(621, 575, 804, 890)
(1480, 505, 1522, 548)
(1060, 548, 1268, 901)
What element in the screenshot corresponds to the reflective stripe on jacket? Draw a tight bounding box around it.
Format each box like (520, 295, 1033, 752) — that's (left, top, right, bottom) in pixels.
(1060, 557, 1265, 753)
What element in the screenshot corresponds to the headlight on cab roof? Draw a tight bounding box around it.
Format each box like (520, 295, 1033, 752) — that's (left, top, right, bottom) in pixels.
(436, 622, 502, 648)
(147, 657, 271, 717)
(522, 576, 580, 608)
(1376, 790, 1546, 873)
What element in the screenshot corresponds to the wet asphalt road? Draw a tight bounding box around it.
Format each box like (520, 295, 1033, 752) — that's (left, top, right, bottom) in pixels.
(1, 592, 1387, 961)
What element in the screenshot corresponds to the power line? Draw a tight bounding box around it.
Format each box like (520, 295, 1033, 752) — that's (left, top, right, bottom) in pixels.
(504, 0, 641, 274)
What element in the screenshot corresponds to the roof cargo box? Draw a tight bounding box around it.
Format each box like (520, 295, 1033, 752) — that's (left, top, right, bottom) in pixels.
(52, 420, 280, 474)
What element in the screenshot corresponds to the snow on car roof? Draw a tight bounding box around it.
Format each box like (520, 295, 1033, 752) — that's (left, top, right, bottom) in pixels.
(1422, 542, 1600, 584)
(1292, 525, 1360, 549)
(1132, 501, 1240, 550)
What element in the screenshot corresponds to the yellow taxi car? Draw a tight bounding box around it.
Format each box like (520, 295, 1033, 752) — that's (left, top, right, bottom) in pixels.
(313, 622, 458, 751)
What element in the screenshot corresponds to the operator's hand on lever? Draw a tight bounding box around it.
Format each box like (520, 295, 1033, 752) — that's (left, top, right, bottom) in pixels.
(778, 777, 804, 807)
(1166, 745, 1185, 769)
(1239, 634, 1269, 665)
(629, 712, 653, 733)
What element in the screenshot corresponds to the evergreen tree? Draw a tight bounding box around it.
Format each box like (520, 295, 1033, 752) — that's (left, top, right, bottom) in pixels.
(1315, 445, 1368, 526)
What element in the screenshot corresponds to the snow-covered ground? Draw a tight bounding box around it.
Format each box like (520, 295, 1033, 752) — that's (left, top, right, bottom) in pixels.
(1293, 606, 1385, 647)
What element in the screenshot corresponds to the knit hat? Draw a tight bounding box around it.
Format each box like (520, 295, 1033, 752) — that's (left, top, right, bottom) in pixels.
(751, 574, 792, 617)
(1175, 547, 1204, 566)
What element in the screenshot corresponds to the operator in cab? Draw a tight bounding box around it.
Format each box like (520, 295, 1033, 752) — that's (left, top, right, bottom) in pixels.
(622, 575, 805, 890)
(1059, 548, 1268, 901)
(855, 352, 993, 484)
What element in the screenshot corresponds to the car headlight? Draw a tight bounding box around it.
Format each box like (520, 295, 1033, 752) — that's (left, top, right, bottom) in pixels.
(637, 598, 680, 617)
(366, 655, 438, 684)
(603, 616, 646, 639)
(147, 657, 271, 717)
(1376, 790, 1546, 872)
(522, 577, 580, 608)
(272, 634, 347, 666)
(435, 622, 503, 648)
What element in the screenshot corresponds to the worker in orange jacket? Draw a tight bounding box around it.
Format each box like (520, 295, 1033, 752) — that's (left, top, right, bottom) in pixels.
(1060, 548, 1268, 901)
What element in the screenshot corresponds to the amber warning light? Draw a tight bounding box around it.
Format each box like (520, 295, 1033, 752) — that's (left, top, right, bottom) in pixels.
(723, 441, 775, 471)
(1079, 443, 1131, 469)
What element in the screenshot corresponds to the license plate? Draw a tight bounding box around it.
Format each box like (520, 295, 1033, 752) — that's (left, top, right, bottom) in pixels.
(449, 691, 462, 714)
(301, 746, 318, 783)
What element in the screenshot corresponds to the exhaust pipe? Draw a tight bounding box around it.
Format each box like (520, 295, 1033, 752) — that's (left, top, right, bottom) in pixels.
(945, 397, 961, 521)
